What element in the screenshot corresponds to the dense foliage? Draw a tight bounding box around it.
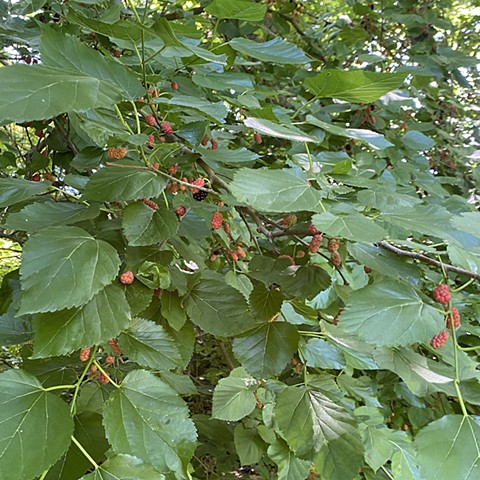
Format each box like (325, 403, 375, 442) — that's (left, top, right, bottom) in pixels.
(1, 0, 480, 479)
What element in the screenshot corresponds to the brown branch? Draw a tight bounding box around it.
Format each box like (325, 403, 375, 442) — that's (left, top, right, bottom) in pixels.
(216, 340, 235, 370)
(377, 241, 480, 281)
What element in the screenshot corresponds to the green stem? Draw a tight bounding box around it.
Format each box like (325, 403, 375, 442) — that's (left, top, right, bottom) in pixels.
(114, 105, 135, 135)
(292, 95, 318, 120)
(70, 353, 96, 415)
(71, 436, 99, 470)
(93, 360, 120, 388)
(459, 345, 480, 352)
(44, 384, 77, 392)
(452, 278, 475, 293)
(130, 100, 142, 135)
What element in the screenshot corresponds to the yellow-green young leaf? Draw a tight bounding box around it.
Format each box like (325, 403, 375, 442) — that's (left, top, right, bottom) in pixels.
(0, 177, 50, 208)
(230, 37, 309, 64)
(118, 318, 182, 370)
(415, 415, 480, 480)
(18, 226, 121, 315)
(205, 0, 267, 21)
(0, 65, 122, 124)
(32, 285, 131, 358)
(212, 367, 257, 421)
(81, 454, 165, 480)
(83, 167, 167, 203)
(304, 70, 407, 103)
(0, 369, 74, 479)
(338, 280, 445, 346)
(233, 322, 299, 378)
(230, 168, 324, 213)
(102, 370, 197, 478)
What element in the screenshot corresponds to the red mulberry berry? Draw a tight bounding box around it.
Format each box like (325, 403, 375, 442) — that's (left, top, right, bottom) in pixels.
(159, 136, 166, 143)
(433, 284, 451, 304)
(210, 139, 218, 149)
(308, 234, 323, 253)
(176, 205, 186, 217)
(89, 364, 98, 374)
(108, 338, 122, 355)
(296, 250, 305, 258)
(236, 246, 247, 258)
(190, 177, 205, 194)
(105, 356, 115, 365)
(308, 224, 319, 235)
(161, 122, 173, 135)
(80, 347, 91, 362)
(142, 198, 159, 210)
(152, 162, 160, 170)
(171, 81, 179, 90)
(31, 173, 41, 182)
(227, 249, 239, 262)
(201, 135, 209, 146)
(254, 132, 262, 144)
(108, 147, 127, 159)
(330, 251, 342, 267)
(119, 271, 135, 285)
(168, 165, 177, 175)
(278, 254, 295, 265)
(145, 114, 156, 126)
(327, 238, 340, 253)
(446, 307, 461, 329)
(430, 330, 449, 349)
(153, 288, 161, 297)
(211, 211, 223, 229)
(98, 373, 110, 385)
(210, 253, 217, 262)
(35, 130, 44, 138)
(147, 134, 155, 147)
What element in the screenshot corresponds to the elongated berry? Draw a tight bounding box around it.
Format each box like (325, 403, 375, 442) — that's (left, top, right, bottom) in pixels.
(119, 271, 135, 285)
(211, 211, 223, 229)
(327, 237, 340, 253)
(190, 177, 205, 194)
(433, 284, 451, 304)
(430, 330, 449, 349)
(142, 198, 159, 210)
(171, 81, 179, 90)
(309, 234, 323, 253)
(145, 114, 156, 126)
(201, 135, 209, 146)
(446, 306, 461, 329)
(254, 132, 262, 144)
(210, 139, 218, 149)
(175, 205, 186, 217)
(147, 134, 155, 148)
(108, 147, 127, 159)
(108, 338, 122, 355)
(330, 251, 342, 267)
(80, 347, 91, 362)
(161, 122, 173, 135)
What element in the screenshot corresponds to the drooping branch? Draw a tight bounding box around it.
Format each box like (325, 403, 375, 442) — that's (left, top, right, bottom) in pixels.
(377, 241, 480, 281)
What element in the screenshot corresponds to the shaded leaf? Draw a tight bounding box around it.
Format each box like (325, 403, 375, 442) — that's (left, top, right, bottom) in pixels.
(267, 439, 310, 480)
(0, 178, 50, 208)
(302, 338, 346, 370)
(234, 424, 266, 465)
(233, 322, 299, 378)
(250, 283, 283, 321)
(205, 0, 267, 21)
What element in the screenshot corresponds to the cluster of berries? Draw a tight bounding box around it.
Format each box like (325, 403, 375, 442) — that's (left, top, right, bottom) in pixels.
(430, 283, 461, 349)
(79, 340, 122, 385)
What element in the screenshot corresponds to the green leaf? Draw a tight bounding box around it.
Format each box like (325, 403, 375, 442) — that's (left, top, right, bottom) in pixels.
(230, 168, 324, 213)
(234, 424, 266, 465)
(415, 415, 480, 480)
(192, 71, 254, 92)
(81, 454, 165, 480)
(205, 0, 267, 21)
(4, 201, 100, 232)
(0, 369, 74, 479)
(267, 439, 311, 480)
(302, 338, 346, 370)
(19, 226, 121, 314)
(118, 318, 182, 370)
(103, 369, 197, 478)
(40, 27, 144, 100)
(275, 387, 362, 460)
(212, 367, 257, 421)
(362, 426, 399, 471)
(185, 271, 258, 336)
(304, 70, 406, 103)
(32, 284, 130, 358)
(156, 95, 228, 124)
(448, 244, 480, 274)
(160, 290, 187, 330)
(200, 146, 259, 165)
(122, 202, 179, 246)
(401, 130, 436, 150)
(230, 37, 309, 64)
(338, 280, 444, 346)
(0, 178, 50, 208)
(244, 117, 320, 143)
(0, 65, 122, 124)
(233, 322, 299, 378)
(250, 283, 283, 321)
(312, 212, 386, 243)
(83, 167, 167, 203)
(0, 309, 32, 345)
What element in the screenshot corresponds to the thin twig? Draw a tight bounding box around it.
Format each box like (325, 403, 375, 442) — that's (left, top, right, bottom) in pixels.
(377, 241, 480, 281)
(216, 340, 235, 370)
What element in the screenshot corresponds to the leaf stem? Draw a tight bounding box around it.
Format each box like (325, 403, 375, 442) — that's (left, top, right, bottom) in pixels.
(292, 95, 318, 120)
(70, 352, 97, 415)
(43, 384, 77, 392)
(71, 435, 99, 470)
(93, 359, 120, 388)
